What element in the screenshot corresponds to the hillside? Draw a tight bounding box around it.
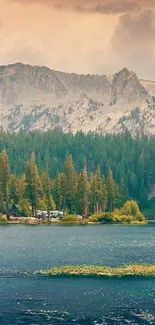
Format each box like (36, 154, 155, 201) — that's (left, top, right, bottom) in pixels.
(0, 63, 155, 135)
(0, 130, 155, 217)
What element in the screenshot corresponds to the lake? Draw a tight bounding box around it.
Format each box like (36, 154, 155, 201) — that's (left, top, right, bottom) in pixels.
(0, 224, 155, 324)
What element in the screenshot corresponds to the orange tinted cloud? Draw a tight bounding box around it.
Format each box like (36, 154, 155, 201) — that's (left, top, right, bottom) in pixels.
(0, 0, 155, 79)
(8, 0, 155, 13)
(0, 2, 118, 74)
(112, 9, 155, 79)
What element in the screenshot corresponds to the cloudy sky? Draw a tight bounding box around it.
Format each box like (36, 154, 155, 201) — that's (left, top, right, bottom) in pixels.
(0, 0, 155, 79)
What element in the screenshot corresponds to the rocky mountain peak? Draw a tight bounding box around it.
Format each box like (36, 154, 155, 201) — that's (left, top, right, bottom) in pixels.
(111, 68, 151, 105)
(115, 67, 130, 78)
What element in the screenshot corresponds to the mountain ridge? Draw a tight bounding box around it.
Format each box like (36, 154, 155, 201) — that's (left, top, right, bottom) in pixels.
(0, 62, 155, 135)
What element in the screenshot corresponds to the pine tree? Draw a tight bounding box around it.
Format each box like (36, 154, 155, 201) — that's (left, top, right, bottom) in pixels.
(10, 174, 26, 205)
(129, 171, 138, 199)
(0, 131, 155, 218)
(106, 168, 117, 211)
(0, 149, 10, 219)
(89, 173, 98, 214)
(96, 166, 107, 213)
(10, 174, 18, 204)
(117, 178, 127, 208)
(77, 167, 89, 216)
(15, 174, 31, 217)
(89, 167, 107, 214)
(64, 155, 77, 213)
(43, 148, 50, 174)
(41, 171, 56, 220)
(25, 152, 42, 217)
(16, 174, 26, 202)
(100, 176, 107, 213)
(53, 172, 63, 210)
(60, 172, 67, 212)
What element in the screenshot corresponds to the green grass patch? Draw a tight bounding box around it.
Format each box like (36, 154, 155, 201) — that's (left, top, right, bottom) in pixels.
(60, 214, 84, 225)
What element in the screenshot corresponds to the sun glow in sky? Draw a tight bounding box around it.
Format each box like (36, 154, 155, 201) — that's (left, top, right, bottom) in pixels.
(0, 0, 155, 79)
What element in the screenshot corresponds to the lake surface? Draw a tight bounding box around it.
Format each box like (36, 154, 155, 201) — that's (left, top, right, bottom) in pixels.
(0, 224, 155, 324)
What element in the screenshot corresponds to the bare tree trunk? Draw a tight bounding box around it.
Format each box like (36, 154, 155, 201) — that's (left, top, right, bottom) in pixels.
(47, 205, 50, 222)
(6, 200, 10, 220)
(96, 202, 99, 214)
(32, 204, 35, 217)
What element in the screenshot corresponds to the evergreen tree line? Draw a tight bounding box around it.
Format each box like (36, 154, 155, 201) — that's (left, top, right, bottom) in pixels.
(0, 150, 127, 219)
(0, 130, 155, 216)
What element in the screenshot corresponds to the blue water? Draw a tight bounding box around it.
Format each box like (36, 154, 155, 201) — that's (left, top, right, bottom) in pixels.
(0, 224, 155, 324)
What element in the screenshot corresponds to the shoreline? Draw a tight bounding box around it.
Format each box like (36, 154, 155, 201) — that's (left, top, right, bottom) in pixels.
(2, 219, 148, 226)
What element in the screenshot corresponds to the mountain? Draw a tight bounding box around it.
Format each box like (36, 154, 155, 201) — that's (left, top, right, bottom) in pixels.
(0, 62, 155, 135)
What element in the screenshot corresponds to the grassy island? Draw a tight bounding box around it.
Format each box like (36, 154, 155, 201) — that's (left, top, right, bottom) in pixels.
(36, 265, 155, 278)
